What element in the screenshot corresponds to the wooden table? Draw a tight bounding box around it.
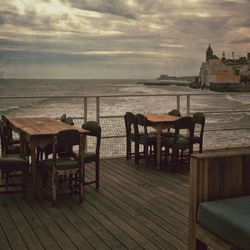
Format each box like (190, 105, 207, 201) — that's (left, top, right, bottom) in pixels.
(145, 114, 180, 168)
(5, 116, 88, 197)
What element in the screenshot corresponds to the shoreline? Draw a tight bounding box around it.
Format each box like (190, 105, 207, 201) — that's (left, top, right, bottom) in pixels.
(137, 79, 191, 87)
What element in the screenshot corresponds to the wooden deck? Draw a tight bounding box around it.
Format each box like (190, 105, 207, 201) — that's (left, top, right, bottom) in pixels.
(0, 158, 189, 250)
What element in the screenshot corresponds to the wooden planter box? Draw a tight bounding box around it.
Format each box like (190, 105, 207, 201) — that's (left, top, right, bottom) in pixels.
(189, 146, 250, 250)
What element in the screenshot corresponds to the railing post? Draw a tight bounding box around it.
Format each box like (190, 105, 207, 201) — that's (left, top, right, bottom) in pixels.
(84, 97, 87, 122)
(177, 95, 180, 112)
(187, 95, 190, 115)
(96, 96, 100, 123)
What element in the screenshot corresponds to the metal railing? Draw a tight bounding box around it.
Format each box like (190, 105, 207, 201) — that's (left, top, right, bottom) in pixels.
(1, 93, 250, 158)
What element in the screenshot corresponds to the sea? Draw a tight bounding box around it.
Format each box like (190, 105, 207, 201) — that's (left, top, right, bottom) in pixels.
(1, 78, 250, 151)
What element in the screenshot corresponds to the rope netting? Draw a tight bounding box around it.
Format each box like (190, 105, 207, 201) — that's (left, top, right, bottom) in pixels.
(4, 111, 250, 159)
(72, 111, 250, 158)
(98, 111, 250, 158)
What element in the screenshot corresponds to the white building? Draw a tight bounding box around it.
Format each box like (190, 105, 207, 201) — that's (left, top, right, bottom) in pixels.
(200, 44, 250, 88)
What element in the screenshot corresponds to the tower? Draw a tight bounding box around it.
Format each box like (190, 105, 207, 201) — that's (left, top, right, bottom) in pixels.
(221, 51, 226, 63)
(206, 43, 213, 62)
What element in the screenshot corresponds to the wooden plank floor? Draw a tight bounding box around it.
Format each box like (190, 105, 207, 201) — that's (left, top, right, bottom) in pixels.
(0, 158, 189, 249)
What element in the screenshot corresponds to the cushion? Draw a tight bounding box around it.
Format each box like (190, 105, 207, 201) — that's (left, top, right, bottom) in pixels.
(138, 134, 157, 145)
(197, 196, 250, 249)
(40, 157, 79, 170)
(0, 155, 28, 169)
(7, 144, 20, 154)
(84, 152, 97, 163)
(193, 135, 201, 143)
(162, 131, 174, 137)
(163, 135, 189, 146)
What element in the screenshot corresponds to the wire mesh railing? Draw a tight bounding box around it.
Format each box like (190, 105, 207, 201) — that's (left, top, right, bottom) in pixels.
(1, 93, 250, 158)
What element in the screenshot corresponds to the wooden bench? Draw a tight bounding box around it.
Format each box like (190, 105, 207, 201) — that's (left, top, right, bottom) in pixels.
(189, 146, 250, 250)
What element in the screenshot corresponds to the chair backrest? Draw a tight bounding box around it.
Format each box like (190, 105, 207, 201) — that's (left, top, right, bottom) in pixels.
(1, 115, 16, 145)
(53, 129, 80, 159)
(135, 113, 151, 135)
(174, 116, 195, 143)
(0, 120, 7, 155)
(168, 109, 181, 117)
(60, 113, 74, 125)
(60, 113, 67, 122)
(81, 121, 101, 156)
(124, 112, 136, 136)
(193, 112, 205, 139)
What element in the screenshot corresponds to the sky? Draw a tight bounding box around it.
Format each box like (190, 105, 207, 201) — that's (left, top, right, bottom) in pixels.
(0, 0, 249, 79)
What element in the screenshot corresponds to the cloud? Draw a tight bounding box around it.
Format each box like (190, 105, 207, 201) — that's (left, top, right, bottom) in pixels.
(231, 38, 250, 44)
(66, 0, 138, 19)
(0, 0, 249, 78)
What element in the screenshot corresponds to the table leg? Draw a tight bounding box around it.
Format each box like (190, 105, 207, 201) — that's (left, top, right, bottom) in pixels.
(156, 128, 162, 169)
(19, 132, 25, 157)
(29, 142, 37, 198)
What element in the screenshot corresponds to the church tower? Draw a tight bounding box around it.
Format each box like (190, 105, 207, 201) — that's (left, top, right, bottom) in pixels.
(206, 43, 213, 62)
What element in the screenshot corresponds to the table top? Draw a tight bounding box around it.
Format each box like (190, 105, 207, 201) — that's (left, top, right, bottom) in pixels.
(145, 114, 180, 123)
(6, 117, 88, 137)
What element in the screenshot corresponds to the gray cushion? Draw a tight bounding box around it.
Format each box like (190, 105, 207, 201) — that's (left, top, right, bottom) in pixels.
(7, 144, 20, 154)
(162, 131, 174, 137)
(197, 196, 250, 249)
(193, 135, 201, 143)
(0, 155, 28, 166)
(138, 134, 157, 145)
(163, 135, 189, 146)
(40, 157, 79, 170)
(84, 152, 97, 163)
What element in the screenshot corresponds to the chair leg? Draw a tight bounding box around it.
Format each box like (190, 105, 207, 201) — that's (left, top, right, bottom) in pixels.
(196, 239, 207, 250)
(5, 172, 9, 191)
(126, 139, 132, 160)
(135, 142, 139, 164)
(164, 146, 169, 166)
(68, 173, 73, 192)
(79, 180, 83, 203)
(172, 149, 178, 172)
(51, 174, 57, 207)
(1, 169, 4, 179)
(79, 167, 84, 202)
(96, 161, 99, 189)
(199, 143, 203, 153)
(145, 145, 149, 168)
(22, 167, 28, 199)
(180, 149, 184, 168)
(58, 176, 63, 190)
(42, 171, 47, 188)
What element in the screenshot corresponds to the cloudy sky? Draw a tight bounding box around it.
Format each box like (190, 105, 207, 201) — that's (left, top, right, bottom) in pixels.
(0, 0, 249, 79)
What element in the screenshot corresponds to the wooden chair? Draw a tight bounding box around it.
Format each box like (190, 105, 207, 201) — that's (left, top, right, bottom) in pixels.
(163, 109, 181, 138)
(38, 114, 75, 159)
(81, 121, 101, 189)
(168, 109, 181, 117)
(38, 129, 84, 206)
(0, 116, 20, 155)
(192, 112, 205, 153)
(60, 113, 74, 125)
(189, 147, 250, 250)
(124, 112, 136, 160)
(0, 120, 29, 198)
(162, 116, 194, 171)
(135, 114, 157, 167)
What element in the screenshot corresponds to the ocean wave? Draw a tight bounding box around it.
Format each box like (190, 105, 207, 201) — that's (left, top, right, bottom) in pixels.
(226, 94, 250, 105)
(0, 102, 42, 114)
(0, 106, 19, 113)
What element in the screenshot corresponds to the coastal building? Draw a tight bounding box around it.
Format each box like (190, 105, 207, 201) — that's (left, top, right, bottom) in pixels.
(199, 44, 250, 88)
